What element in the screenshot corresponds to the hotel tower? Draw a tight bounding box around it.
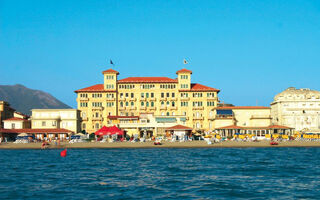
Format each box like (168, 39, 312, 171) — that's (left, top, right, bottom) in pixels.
(75, 68, 220, 134)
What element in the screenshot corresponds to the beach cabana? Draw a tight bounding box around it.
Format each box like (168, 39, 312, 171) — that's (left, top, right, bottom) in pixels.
(166, 125, 192, 141)
(95, 126, 124, 136)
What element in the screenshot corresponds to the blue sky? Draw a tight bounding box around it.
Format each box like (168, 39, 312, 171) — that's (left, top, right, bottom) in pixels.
(1, 0, 320, 108)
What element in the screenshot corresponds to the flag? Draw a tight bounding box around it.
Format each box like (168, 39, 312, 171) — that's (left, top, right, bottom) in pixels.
(183, 59, 188, 64)
(110, 59, 114, 65)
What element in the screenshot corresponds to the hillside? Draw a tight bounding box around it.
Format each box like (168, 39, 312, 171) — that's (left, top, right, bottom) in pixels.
(0, 84, 71, 115)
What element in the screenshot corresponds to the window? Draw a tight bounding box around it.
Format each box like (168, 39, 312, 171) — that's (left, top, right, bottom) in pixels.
(181, 102, 188, 107)
(146, 93, 149, 98)
(172, 101, 175, 107)
(42, 121, 46, 126)
(180, 75, 188, 79)
(11, 123, 15, 129)
(151, 93, 154, 98)
(131, 93, 134, 98)
(172, 93, 175, 97)
(207, 102, 215, 107)
(151, 102, 154, 107)
(125, 102, 129, 107)
(161, 93, 164, 98)
(82, 123, 86, 129)
(95, 123, 100, 129)
(131, 102, 134, 107)
(141, 102, 144, 106)
(120, 102, 123, 107)
(141, 93, 145, 98)
(166, 112, 170, 116)
(146, 102, 149, 107)
(181, 84, 188, 89)
(125, 93, 129, 97)
(166, 93, 170, 98)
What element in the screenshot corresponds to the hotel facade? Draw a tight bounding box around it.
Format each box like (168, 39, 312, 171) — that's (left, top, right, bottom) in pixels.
(75, 68, 220, 134)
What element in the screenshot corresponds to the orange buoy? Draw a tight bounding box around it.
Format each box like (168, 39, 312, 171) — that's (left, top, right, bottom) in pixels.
(60, 149, 67, 157)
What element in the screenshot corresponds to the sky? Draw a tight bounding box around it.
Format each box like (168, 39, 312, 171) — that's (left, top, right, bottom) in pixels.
(0, 0, 320, 108)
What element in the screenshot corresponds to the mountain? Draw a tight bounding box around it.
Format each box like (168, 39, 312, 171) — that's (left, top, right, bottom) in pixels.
(0, 84, 71, 115)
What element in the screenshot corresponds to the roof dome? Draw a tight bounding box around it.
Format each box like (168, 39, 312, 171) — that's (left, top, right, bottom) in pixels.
(273, 87, 320, 101)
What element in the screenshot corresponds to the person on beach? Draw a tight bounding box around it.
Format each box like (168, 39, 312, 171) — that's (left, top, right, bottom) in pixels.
(41, 141, 46, 149)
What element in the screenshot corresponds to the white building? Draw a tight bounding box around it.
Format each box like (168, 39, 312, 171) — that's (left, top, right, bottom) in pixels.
(271, 87, 320, 132)
(31, 109, 81, 133)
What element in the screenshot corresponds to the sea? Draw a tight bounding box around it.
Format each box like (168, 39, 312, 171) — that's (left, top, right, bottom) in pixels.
(1, 148, 320, 200)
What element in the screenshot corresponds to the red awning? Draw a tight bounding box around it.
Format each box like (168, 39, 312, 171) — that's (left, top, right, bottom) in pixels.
(95, 126, 124, 136)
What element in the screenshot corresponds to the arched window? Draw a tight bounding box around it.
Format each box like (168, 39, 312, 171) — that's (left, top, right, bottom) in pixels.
(82, 123, 86, 130)
(172, 101, 175, 107)
(146, 102, 149, 107)
(95, 112, 99, 117)
(166, 112, 170, 116)
(125, 102, 129, 107)
(95, 123, 99, 129)
(141, 102, 144, 106)
(131, 102, 134, 106)
(151, 102, 154, 107)
(120, 102, 123, 107)
(161, 101, 164, 105)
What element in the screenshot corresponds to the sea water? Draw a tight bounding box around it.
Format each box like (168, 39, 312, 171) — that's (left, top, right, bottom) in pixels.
(0, 148, 320, 199)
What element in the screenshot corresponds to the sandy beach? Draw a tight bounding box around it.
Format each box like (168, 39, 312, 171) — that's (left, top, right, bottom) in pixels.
(1, 140, 320, 149)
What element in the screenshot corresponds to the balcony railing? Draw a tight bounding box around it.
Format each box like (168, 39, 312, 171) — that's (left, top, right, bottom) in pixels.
(192, 106, 204, 110)
(180, 97, 190, 101)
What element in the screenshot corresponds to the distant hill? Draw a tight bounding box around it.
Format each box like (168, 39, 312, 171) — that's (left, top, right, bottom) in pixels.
(0, 84, 71, 115)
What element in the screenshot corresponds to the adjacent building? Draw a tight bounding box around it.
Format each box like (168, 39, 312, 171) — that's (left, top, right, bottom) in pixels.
(31, 109, 81, 133)
(75, 68, 220, 133)
(271, 87, 320, 132)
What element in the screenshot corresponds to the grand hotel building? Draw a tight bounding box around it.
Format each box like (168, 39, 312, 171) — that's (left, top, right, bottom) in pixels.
(75, 68, 220, 134)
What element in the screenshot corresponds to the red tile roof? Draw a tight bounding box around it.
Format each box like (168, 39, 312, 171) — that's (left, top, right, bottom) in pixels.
(0, 128, 73, 134)
(176, 68, 192, 74)
(75, 84, 117, 93)
(166, 125, 192, 130)
(118, 77, 178, 83)
(215, 125, 243, 129)
(179, 83, 220, 92)
(107, 116, 139, 120)
(102, 69, 119, 74)
(3, 117, 28, 121)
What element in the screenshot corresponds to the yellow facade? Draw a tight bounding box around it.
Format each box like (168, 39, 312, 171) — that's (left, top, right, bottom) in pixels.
(213, 106, 272, 129)
(75, 68, 220, 133)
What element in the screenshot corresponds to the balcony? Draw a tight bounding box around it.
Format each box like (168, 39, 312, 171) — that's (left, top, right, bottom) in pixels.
(119, 107, 125, 111)
(92, 116, 103, 121)
(106, 98, 115, 101)
(149, 107, 156, 111)
(169, 106, 178, 110)
(160, 97, 167, 101)
(192, 106, 204, 110)
(160, 106, 167, 110)
(170, 97, 177, 101)
(130, 107, 137, 111)
(119, 97, 125, 101)
(180, 97, 190, 101)
(140, 106, 147, 110)
(92, 107, 103, 111)
(140, 97, 146, 101)
(78, 97, 89, 101)
(149, 97, 156, 101)
(207, 97, 218, 101)
(128, 97, 136, 101)
(193, 116, 204, 120)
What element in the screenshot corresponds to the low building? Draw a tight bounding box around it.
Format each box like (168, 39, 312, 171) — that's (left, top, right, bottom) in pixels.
(31, 109, 81, 133)
(3, 117, 31, 129)
(271, 87, 320, 132)
(213, 106, 272, 129)
(0, 101, 15, 129)
(107, 113, 188, 137)
(216, 125, 294, 139)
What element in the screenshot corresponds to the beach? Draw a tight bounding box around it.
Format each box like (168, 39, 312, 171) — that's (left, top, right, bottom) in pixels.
(1, 140, 320, 149)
